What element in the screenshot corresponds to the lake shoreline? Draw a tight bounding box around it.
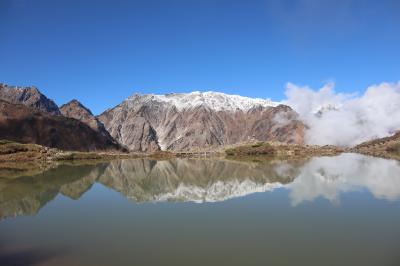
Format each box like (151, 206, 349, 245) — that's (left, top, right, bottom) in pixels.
(1, 139, 400, 174)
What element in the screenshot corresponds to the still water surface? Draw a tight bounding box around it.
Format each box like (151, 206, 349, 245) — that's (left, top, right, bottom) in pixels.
(0, 153, 400, 265)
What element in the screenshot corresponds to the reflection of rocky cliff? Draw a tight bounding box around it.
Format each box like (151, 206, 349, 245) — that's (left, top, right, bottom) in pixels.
(59, 164, 108, 199)
(2, 154, 399, 220)
(98, 159, 301, 203)
(0, 159, 301, 219)
(0, 163, 107, 220)
(0, 190, 59, 220)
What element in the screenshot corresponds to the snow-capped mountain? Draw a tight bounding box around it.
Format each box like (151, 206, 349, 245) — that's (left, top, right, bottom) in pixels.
(98, 91, 305, 151)
(126, 91, 279, 112)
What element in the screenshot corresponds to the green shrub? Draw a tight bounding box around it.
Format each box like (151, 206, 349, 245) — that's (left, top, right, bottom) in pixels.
(0, 139, 15, 145)
(251, 142, 264, 148)
(225, 148, 236, 156)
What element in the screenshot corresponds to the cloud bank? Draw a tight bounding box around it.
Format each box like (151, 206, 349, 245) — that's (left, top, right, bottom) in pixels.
(284, 81, 400, 146)
(288, 153, 400, 206)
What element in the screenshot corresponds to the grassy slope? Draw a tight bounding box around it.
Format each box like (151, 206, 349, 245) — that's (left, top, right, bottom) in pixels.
(351, 132, 400, 160)
(225, 141, 344, 158)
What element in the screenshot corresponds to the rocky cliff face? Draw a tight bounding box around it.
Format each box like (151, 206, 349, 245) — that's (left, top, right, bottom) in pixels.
(98, 92, 305, 151)
(0, 100, 122, 151)
(0, 83, 61, 115)
(60, 99, 120, 148)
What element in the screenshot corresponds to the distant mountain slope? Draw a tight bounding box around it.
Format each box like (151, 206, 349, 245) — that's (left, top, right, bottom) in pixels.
(351, 131, 400, 159)
(60, 99, 120, 148)
(0, 83, 61, 115)
(98, 92, 305, 151)
(0, 100, 121, 152)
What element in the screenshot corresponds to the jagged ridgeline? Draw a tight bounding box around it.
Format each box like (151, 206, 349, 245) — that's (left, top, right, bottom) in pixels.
(0, 84, 121, 152)
(0, 84, 305, 152)
(98, 92, 305, 151)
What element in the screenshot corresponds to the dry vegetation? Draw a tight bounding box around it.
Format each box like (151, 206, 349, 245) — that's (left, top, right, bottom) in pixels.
(225, 141, 344, 158)
(0, 140, 138, 163)
(351, 131, 400, 160)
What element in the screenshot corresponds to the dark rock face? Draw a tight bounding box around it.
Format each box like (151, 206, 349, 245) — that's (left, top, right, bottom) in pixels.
(98, 93, 306, 151)
(60, 99, 120, 148)
(0, 100, 122, 152)
(0, 83, 61, 115)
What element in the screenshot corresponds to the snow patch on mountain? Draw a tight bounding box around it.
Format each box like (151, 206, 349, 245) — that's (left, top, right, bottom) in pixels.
(126, 91, 278, 111)
(128, 179, 284, 203)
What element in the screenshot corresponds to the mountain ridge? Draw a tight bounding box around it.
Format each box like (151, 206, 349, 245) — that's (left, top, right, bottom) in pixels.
(122, 91, 279, 112)
(98, 93, 305, 151)
(60, 99, 120, 148)
(0, 99, 122, 151)
(0, 83, 61, 115)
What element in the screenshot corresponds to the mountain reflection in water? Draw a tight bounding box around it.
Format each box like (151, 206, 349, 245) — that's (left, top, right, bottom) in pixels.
(0, 153, 400, 220)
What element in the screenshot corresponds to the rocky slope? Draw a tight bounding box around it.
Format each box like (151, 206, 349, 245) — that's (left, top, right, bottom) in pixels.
(350, 131, 400, 159)
(0, 100, 121, 151)
(60, 99, 120, 147)
(225, 142, 344, 158)
(98, 92, 305, 152)
(0, 83, 61, 115)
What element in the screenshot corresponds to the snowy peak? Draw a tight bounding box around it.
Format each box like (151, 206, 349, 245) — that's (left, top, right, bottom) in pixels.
(127, 91, 278, 111)
(99, 90, 304, 152)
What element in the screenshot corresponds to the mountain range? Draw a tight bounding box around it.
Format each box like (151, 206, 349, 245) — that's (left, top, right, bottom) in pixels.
(0, 83, 305, 152)
(98, 92, 305, 151)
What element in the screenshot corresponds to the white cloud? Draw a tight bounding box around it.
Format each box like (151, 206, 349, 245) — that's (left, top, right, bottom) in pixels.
(288, 153, 400, 205)
(284, 81, 400, 146)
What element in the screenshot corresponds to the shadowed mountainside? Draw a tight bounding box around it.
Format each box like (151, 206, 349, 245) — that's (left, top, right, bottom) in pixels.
(0, 100, 122, 152)
(60, 99, 121, 148)
(0, 83, 61, 115)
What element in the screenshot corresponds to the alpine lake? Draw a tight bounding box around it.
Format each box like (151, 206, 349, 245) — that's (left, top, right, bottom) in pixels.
(0, 153, 399, 266)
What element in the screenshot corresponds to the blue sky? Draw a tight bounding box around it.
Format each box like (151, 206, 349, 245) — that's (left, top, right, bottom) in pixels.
(0, 0, 399, 114)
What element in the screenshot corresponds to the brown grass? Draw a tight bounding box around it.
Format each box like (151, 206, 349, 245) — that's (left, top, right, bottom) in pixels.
(226, 142, 276, 156)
